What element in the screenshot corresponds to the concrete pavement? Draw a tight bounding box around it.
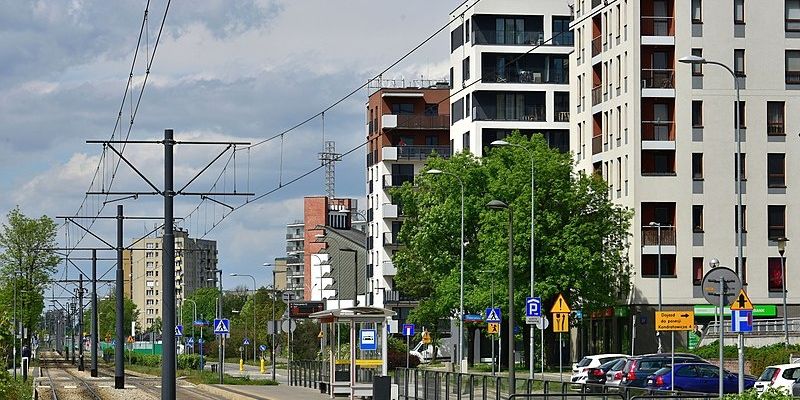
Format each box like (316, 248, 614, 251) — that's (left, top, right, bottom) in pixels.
(200, 384, 330, 400)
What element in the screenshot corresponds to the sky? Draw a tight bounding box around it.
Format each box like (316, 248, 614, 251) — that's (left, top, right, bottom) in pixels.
(0, 0, 463, 302)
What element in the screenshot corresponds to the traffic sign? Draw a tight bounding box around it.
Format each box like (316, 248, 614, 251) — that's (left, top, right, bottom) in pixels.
(485, 308, 502, 323)
(422, 330, 432, 344)
(193, 319, 208, 327)
(552, 313, 569, 333)
(487, 323, 500, 335)
(550, 294, 571, 313)
(526, 297, 542, 317)
(402, 324, 415, 337)
(360, 329, 377, 351)
(186, 337, 194, 345)
(281, 319, 297, 333)
(198, 338, 205, 344)
(731, 310, 753, 332)
(535, 316, 550, 330)
(259, 344, 267, 352)
(213, 318, 230, 335)
(126, 336, 135, 343)
(175, 325, 183, 337)
(730, 289, 754, 310)
(701, 267, 742, 306)
(243, 338, 250, 345)
(655, 311, 695, 331)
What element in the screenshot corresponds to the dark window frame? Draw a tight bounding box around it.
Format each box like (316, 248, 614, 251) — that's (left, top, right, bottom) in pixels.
(767, 101, 785, 135)
(692, 100, 703, 127)
(693, 205, 704, 232)
(768, 257, 784, 292)
(734, 0, 745, 24)
(692, 153, 703, 180)
(768, 205, 786, 240)
(768, 153, 786, 188)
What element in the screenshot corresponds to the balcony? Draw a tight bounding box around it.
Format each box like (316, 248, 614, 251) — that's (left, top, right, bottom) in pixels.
(591, 36, 602, 57)
(484, 70, 567, 84)
(641, 226, 676, 245)
(286, 233, 303, 241)
(641, 150, 676, 176)
(555, 111, 570, 122)
(473, 30, 545, 46)
(383, 260, 397, 276)
(641, 121, 676, 149)
(394, 145, 451, 160)
(768, 122, 785, 135)
(382, 204, 399, 219)
(641, 69, 674, 89)
(474, 105, 546, 122)
(384, 290, 416, 304)
(382, 114, 450, 130)
(592, 135, 602, 155)
(591, 85, 603, 106)
(383, 231, 400, 246)
(640, 16, 674, 37)
(383, 174, 414, 188)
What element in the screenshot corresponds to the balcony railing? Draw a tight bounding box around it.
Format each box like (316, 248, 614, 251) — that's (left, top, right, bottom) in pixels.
(384, 290, 416, 303)
(641, 121, 675, 141)
(473, 30, 545, 46)
(474, 105, 546, 122)
(786, 71, 800, 84)
(640, 16, 674, 36)
(555, 111, 570, 122)
(642, 69, 675, 89)
(395, 145, 451, 160)
(390, 114, 450, 130)
(484, 70, 568, 84)
(552, 32, 574, 46)
(642, 226, 677, 246)
(383, 174, 414, 188)
(368, 120, 375, 134)
(591, 85, 602, 106)
(591, 36, 602, 57)
(383, 232, 400, 246)
(592, 135, 602, 155)
(768, 122, 785, 135)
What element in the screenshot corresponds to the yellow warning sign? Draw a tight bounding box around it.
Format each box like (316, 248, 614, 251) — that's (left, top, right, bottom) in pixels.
(317, 331, 324, 339)
(655, 311, 695, 331)
(552, 313, 569, 333)
(487, 323, 500, 335)
(730, 289, 754, 310)
(421, 330, 432, 344)
(126, 336, 135, 343)
(550, 293, 571, 313)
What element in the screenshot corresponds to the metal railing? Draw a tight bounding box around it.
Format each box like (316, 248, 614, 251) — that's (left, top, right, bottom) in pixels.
(592, 86, 603, 106)
(641, 121, 675, 141)
(556, 111, 570, 122)
(485, 70, 568, 85)
(396, 145, 452, 160)
(385, 290, 416, 303)
(592, 135, 602, 155)
(394, 115, 450, 130)
(642, 69, 675, 89)
(592, 36, 602, 57)
(641, 225, 676, 245)
(786, 71, 800, 84)
(640, 16, 674, 36)
(474, 105, 546, 122)
(473, 30, 545, 46)
(768, 122, 785, 135)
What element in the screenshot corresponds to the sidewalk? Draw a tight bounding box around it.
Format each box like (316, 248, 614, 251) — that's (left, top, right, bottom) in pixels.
(200, 383, 329, 400)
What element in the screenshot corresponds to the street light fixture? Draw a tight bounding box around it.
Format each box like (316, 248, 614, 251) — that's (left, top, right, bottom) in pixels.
(680, 53, 745, 393)
(486, 199, 515, 394)
(426, 168, 466, 370)
(777, 237, 790, 347)
(491, 139, 537, 378)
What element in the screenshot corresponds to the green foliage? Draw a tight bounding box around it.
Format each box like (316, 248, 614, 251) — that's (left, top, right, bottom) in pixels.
(686, 342, 800, 377)
(392, 133, 632, 327)
(291, 320, 321, 360)
(138, 354, 161, 367)
(0, 207, 60, 348)
(177, 354, 201, 370)
(388, 337, 408, 353)
(723, 388, 791, 400)
(82, 294, 139, 339)
(0, 371, 32, 400)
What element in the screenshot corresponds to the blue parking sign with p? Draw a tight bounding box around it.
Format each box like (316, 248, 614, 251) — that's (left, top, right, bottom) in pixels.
(526, 297, 542, 317)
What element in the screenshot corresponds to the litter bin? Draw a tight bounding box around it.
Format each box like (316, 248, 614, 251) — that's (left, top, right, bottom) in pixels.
(373, 375, 391, 400)
(210, 363, 217, 373)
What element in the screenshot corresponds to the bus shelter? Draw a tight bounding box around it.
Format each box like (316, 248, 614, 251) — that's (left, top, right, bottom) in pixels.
(310, 307, 395, 398)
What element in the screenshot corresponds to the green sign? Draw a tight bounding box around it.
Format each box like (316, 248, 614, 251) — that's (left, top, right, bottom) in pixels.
(688, 331, 701, 350)
(693, 304, 777, 317)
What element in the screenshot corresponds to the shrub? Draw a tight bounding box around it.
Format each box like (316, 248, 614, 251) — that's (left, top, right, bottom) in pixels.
(177, 354, 201, 370)
(0, 371, 32, 400)
(137, 354, 162, 367)
(723, 387, 791, 400)
(388, 349, 420, 369)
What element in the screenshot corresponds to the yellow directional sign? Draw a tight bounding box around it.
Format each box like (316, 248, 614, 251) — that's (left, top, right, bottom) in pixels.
(655, 311, 695, 331)
(487, 323, 500, 335)
(730, 289, 754, 310)
(550, 293, 571, 313)
(552, 313, 569, 333)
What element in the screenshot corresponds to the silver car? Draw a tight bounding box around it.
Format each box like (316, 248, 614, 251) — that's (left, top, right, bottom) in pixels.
(605, 358, 629, 386)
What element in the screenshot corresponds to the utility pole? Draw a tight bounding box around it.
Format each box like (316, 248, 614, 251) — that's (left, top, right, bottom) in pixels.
(162, 129, 177, 400)
(91, 250, 99, 377)
(78, 275, 85, 371)
(115, 204, 125, 389)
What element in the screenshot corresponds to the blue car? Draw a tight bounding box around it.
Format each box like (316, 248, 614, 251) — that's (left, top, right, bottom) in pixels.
(645, 363, 756, 394)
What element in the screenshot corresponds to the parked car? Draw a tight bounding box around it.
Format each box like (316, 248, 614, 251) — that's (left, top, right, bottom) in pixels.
(571, 353, 627, 383)
(620, 353, 707, 388)
(605, 358, 629, 387)
(755, 364, 800, 395)
(645, 363, 756, 393)
(580, 357, 629, 392)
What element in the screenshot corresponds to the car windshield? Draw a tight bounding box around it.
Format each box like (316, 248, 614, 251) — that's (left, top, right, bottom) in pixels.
(611, 359, 627, 371)
(638, 359, 668, 371)
(577, 357, 593, 367)
(758, 368, 778, 381)
(600, 359, 620, 370)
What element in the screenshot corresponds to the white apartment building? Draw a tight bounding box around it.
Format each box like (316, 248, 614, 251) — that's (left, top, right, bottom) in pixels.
(125, 229, 218, 330)
(571, 0, 799, 352)
(449, 0, 574, 156)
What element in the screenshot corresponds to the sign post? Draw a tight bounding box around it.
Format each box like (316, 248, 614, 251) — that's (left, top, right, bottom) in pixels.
(402, 324, 414, 369)
(702, 266, 740, 399)
(550, 294, 571, 383)
(656, 310, 696, 387)
(213, 318, 231, 382)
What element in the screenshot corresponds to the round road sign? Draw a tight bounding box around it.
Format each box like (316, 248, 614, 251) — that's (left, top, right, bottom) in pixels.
(535, 316, 549, 330)
(701, 266, 742, 306)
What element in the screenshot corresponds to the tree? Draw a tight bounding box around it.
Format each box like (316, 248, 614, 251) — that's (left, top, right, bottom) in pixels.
(0, 207, 60, 347)
(392, 133, 631, 329)
(83, 294, 140, 341)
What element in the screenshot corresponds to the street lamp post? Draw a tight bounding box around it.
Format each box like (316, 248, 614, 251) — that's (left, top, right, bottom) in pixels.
(231, 273, 258, 362)
(777, 237, 790, 347)
(206, 269, 224, 384)
(679, 54, 744, 393)
(425, 168, 465, 370)
(184, 299, 197, 354)
(487, 200, 515, 395)
(263, 262, 278, 382)
(491, 139, 537, 379)
(649, 221, 663, 353)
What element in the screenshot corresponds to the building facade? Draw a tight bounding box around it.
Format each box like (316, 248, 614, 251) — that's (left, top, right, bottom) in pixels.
(125, 229, 218, 330)
(365, 80, 451, 328)
(571, 0, 799, 353)
(449, 0, 574, 156)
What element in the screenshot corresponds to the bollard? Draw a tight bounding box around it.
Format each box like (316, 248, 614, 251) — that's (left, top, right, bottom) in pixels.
(240, 358, 244, 371)
(260, 358, 265, 374)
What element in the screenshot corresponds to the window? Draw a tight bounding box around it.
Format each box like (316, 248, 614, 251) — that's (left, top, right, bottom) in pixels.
(768, 102, 785, 134)
(768, 257, 784, 292)
(553, 16, 574, 45)
(734, 0, 745, 24)
(424, 103, 439, 116)
(146, 243, 155, 249)
(462, 131, 470, 153)
(691, 49, 703, 75)
(693, 205, 704, 232)
(768, 205, 786, 240)
(451, 98, 464, 123)
(693, 258, 704, 285)
(692, 153, 703, 179)
(641, 255, 676, 277)
(465, 19, 470, 43)
(734, 101, 746, 128)
(425, 135, 438, 145)
(734, 49, 745, 76)
(465, 95, 470, 118)
(392, 103, 414, 115)
(786, 51, 800, 83)
(768, 153, 786, 187)
(735, 153, 746, 180)
(463, 57, 470, 81)
(691, 0, 702, 22)
(735, 205, 747, 233)
(451, 23, 464, 52)
(788, 0, 800, 31)
(449, 67, 454, 88)
(692, 101, 703, 127)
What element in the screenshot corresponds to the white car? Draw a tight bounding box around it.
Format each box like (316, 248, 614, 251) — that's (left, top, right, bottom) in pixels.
(754, 363, 800, 395)
(571, 354, 628, 383)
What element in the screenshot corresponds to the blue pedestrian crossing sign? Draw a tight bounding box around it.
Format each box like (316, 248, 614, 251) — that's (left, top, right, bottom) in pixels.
(259, 344, 267, 352)
(213, 318, 231, 336)
(175, 325, 183, 337)
(402, 324, 415, 337)
(731, 310, 753, 332)
(186, 337, 194, 345)
(243, 338, 250, 345)
(485, 308, 502, 323)
(526, 297, 542, 317)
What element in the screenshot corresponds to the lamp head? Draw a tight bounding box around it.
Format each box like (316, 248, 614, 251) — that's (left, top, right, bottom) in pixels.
(490, 140, 511, 147)
(230, 273, 238, 276)
(486, 199, 509, 210)
(678, 55, 706, 64)
(709, 258, 720, 268)
(777, 237, 789, 254)
(426, 169, 443, 175)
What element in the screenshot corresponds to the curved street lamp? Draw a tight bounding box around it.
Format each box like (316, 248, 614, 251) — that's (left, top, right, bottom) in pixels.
(486, 199, 515, 394)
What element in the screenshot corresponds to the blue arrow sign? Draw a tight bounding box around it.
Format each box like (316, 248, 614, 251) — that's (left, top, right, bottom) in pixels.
(259, 344, 267, 352)
(526, 297, 542, 318)
(402, 324, 415, 337)
(213, 319, 230, 335)
(175, 325, 183, 337)
(485, 308, 502, 323)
